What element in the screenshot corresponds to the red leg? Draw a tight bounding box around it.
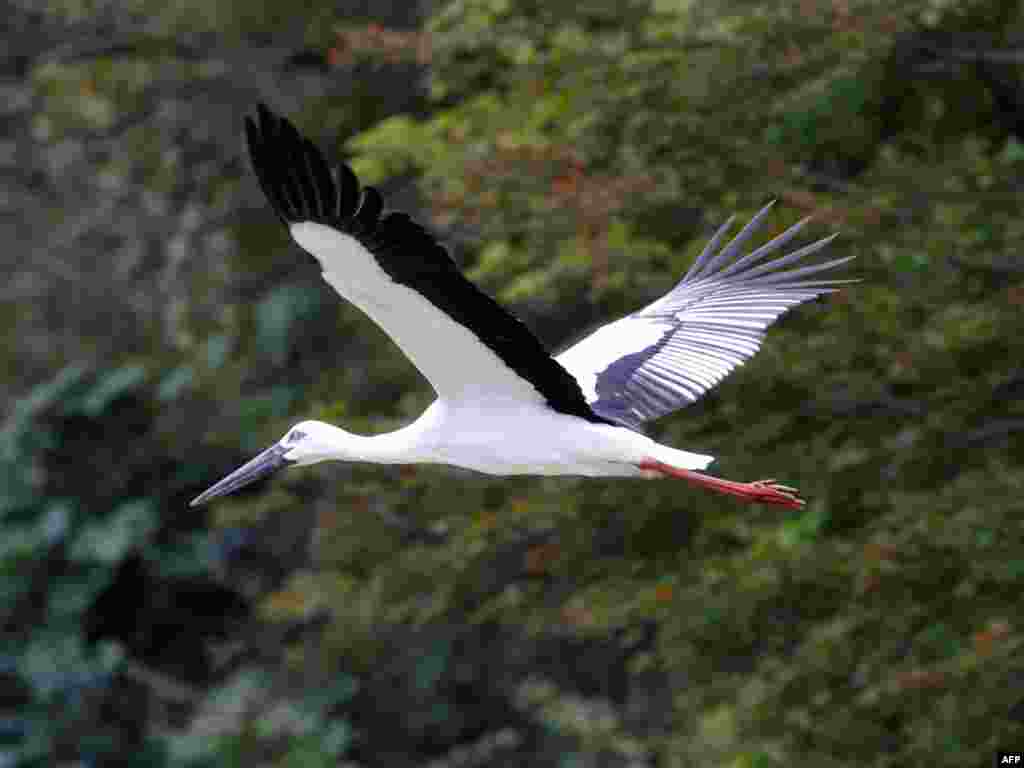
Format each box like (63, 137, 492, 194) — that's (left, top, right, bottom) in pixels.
(638, 458, 805, 510)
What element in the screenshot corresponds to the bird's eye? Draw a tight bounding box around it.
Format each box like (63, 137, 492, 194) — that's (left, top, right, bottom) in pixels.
(287, 430, 306, 443)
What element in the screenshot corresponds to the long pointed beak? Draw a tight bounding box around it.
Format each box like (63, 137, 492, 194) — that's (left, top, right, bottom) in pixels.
(189, 443, 294, 507)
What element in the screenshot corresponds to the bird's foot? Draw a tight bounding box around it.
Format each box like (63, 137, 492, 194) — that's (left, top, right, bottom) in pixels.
(745, 479, 805, 509)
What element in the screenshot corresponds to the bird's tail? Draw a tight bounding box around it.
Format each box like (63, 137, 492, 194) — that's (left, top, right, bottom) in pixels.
(644, 444, 715, 473)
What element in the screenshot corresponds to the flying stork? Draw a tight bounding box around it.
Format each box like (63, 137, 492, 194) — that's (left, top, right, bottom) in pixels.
(190, 104, 854, 510)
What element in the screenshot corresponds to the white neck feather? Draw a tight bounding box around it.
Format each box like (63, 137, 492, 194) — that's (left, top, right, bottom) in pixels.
(317, 420, 430, 465)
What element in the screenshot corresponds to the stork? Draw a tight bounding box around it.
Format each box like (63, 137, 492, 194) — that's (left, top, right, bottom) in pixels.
(190, 104, 854, 510)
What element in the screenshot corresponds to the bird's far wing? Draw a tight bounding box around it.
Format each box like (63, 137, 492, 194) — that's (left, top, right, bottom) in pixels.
(555, 202, 855, 428)
(244, 104, 609, 425)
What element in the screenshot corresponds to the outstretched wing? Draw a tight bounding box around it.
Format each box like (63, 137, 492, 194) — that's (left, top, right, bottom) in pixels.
(244, 104, 610, 425)
(555, 203, 854, 428)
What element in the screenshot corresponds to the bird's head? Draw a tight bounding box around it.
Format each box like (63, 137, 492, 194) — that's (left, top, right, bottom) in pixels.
(189, 420, 336, 507)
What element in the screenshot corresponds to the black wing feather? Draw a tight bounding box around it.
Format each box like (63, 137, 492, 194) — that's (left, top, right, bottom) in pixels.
(245, 103, 612, 426)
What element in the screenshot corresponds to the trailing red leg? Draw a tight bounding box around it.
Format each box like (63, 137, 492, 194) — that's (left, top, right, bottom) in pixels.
(638, 458, 805, 509)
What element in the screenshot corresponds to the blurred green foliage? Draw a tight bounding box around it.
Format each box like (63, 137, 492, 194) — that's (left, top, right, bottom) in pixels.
(6, 0, 1024, 765)
(336, 0, 1024, 763)
(1, 365, 145, 763)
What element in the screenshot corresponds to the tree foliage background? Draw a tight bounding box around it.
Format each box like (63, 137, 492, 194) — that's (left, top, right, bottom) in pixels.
(1, 0, 1022, 766)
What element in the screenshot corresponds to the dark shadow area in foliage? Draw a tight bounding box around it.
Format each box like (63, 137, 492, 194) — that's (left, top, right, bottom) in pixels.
(336, 619, 662, 765)
(83, 554, 250, 685)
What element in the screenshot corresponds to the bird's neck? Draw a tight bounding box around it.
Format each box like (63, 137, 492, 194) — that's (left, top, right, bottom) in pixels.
(325, 421, 429, 465)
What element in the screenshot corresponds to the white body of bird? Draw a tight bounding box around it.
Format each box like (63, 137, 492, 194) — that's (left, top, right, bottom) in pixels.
(279, 404, 711, 478)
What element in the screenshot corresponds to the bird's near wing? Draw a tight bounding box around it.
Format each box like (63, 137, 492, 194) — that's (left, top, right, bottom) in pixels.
(244, 104, 611, 425)
(555, 203, 855, 429)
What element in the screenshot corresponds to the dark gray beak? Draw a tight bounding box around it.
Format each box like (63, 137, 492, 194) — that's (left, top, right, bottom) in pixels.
(189, 443, 294, 507)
